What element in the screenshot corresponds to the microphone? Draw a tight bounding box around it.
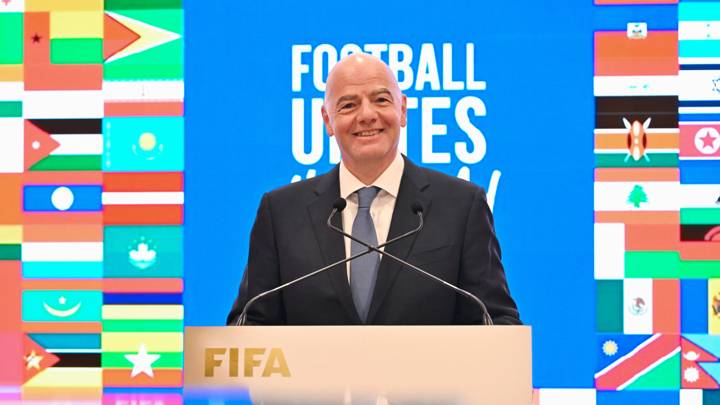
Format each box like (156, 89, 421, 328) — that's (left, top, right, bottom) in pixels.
(327, 198, 494, 326)
(234, 199, 424, 326)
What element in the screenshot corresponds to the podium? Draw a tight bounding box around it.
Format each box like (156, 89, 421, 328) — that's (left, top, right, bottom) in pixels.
(185, 326, 532, 404)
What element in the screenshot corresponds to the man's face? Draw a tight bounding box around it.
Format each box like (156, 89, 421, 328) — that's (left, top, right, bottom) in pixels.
(322, 57, 407, 171)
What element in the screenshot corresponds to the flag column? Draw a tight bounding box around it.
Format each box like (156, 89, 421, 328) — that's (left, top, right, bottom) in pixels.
(593, 24, 682, 391)
(20, 0, 105, 398)
(100, 0, 184, 390)
(678, 0, 720, 396)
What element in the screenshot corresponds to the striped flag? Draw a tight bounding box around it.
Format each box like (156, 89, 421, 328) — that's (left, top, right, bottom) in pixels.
(679, 2, 720, 66)
(596, 334, 680, 390)
(103, 172, 183, 225)
(595, 96, 679, 168)
(102, 301, 183, 387)
(24, 119, 102, 171)
(679, 69, 720, 122)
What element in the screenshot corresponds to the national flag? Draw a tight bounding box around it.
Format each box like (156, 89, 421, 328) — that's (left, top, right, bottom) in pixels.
(103, 173, 183, 225)
(594, 31, 678, 76)
(23, 12, 102, 90)
(594, 181, 679, 212)
(594, 75, 678, 97)
(595, 96, 679, 167)
(104, 80, 183, 117)
(103, 225, 182, 278)
(679, 3, 720, 66)
(681, 335, 720, 389)
(24, 119, 103, 171)
(103, 7, 183, 81)
(679, 160, 720, 184)
(102, 117, 184, 172)
(683, 280, 709, 333)
(0, 118, 23, 173)
(678, 69, 720, 122)
(596, 334, 680, 390)
(680, 124, 720, 159)
(22, 290, 101, 322)
(23, 185, 102, 212)
(27, 333, 101, 374)
(0, 175, 22, 224)
(102, 331, 183, 387)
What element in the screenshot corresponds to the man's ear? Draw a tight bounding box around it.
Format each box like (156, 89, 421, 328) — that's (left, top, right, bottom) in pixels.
(400, 94, 408, 127)
(321, 104, 334, 136)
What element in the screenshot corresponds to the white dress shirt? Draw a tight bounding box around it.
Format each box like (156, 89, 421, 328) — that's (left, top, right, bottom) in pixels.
(339, 153, 404, 280)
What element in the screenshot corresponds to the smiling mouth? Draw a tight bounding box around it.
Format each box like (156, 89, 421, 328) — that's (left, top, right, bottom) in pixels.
(354, 129, 383, 137)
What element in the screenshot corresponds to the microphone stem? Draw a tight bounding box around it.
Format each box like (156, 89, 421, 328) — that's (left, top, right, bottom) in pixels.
(328, 213, 494, 326)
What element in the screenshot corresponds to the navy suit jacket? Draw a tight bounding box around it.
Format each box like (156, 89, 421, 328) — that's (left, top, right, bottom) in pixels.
(226, 156, 521, 325)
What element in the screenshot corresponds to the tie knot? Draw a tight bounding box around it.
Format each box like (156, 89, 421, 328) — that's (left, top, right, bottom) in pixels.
(356, 186, 379, 209)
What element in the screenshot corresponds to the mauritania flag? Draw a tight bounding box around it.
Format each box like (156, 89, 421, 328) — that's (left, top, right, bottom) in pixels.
(22, 290, 102, 323)
(596, 334, 680, 390)
(24, 119, 102, 171)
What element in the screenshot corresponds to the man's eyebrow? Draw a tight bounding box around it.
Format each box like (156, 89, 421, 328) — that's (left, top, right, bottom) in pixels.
(370, 88, 393, 99)
(335, 94, 359, 107)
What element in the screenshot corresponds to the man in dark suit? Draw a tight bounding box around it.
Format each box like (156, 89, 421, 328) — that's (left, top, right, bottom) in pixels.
(227, 53, 520, 325)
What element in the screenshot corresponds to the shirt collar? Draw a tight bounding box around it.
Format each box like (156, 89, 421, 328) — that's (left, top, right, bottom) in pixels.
(339, 152, 404, 199)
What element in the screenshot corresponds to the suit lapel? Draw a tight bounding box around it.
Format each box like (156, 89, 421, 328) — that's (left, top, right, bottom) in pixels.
(306, 166, 362, 324)
(367, 157, 431, 323)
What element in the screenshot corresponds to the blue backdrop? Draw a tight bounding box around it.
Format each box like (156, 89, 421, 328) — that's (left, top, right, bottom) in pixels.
(183, 0, 678, 388)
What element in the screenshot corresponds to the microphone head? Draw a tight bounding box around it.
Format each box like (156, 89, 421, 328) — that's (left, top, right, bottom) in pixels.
(411, 201, 424, 215)
(333, 198, 347, 212)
